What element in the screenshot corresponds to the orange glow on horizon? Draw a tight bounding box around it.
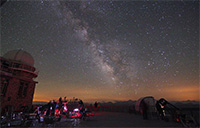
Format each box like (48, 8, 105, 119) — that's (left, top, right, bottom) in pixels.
(33, 83, 199, 103)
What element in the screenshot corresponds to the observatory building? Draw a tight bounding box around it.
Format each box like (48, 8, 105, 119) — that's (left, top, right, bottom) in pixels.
(0, 50, 38, 115)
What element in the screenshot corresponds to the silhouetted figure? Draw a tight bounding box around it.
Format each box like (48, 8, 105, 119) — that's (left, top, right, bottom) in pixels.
(62, 101, 68, 113)
(94, 101, 98, 108)
(79, 99, 83, 105)
(59, 97, 62, 102)
(64, 97, 67, 102)
(94, 101, 98, 111)
(58, 97, 63, 109)
(46, 100, 56, 116)
(79, 99, 84, 112)
(156, 100, 164, 120)
(141, 101, 148, 119)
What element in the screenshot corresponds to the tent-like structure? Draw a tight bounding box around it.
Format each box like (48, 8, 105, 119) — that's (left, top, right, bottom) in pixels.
(135, 96, 157, 116)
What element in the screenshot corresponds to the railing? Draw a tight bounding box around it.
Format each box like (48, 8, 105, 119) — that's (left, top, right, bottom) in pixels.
(11, 63, 35, 72)
(0, 64, 11, 73)
(1, 64, 38, 79)
(0, 58, 37, 76)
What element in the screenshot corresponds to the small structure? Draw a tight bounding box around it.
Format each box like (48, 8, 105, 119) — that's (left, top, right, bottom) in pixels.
(0, 50, 38, 115)
(135, 96, 157, 118)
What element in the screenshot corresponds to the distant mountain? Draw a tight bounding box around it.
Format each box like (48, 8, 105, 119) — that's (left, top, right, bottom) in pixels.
(99, 100, 137, 106)
(96, 99, 199, 108)
(33, 100, 199, 107)
(169, 100, 199, 109)
(181, 100, 200, 104)
(33, 101, 48, 105)
(170, 100, 199, 105)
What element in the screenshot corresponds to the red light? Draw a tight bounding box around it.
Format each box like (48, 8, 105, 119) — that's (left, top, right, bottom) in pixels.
(55, 109, 60, 116)
(70, 112, 81, 118)
(86, 112, 94, 116)
(176, 118, 179, 122)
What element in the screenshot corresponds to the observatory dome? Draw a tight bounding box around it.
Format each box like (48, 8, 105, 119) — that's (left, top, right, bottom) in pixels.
(3, 50, 34, 66)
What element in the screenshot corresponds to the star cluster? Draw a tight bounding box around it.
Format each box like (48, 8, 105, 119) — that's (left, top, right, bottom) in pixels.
(1, 1, 199, 102)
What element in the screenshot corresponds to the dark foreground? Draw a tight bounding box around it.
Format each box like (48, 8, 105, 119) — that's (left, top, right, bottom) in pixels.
(33, 112, 183, 127)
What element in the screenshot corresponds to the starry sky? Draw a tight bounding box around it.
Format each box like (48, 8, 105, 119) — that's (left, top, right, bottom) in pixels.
(1, 0, 199, 102)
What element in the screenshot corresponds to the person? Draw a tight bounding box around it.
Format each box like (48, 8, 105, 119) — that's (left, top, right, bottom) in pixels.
(78, 99, 84, 112)
(62, 101, 68, 113)
(141, 101, 148, 119)
(58, 97, 63, 109)
(94, 101, 98, 111)
(79, 99, 83, 105)
(64, 97, 67, 102)
(94, 101, 98, 108)
(156, 100, 164, 120)
(78, 99, 85, 119)
(59, 97, 62, 102)
(46, 100, 56, 116)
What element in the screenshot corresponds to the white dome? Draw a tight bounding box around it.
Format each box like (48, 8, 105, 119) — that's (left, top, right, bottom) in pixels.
(3, 50, 34, 66)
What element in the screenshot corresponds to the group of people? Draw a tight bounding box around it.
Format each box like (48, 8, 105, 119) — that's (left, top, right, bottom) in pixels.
(44, 97, 88, 116)
(41, 97, 69, 116)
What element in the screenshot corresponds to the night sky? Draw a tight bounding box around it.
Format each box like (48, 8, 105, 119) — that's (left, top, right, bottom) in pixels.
(1, 1, 199, 102)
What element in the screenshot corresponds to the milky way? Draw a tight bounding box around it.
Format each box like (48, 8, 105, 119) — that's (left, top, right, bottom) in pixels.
(1, 1, 199, 102)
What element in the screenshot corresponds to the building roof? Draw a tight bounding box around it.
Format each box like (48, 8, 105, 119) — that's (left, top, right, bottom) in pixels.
(3, 50, 34, 66)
